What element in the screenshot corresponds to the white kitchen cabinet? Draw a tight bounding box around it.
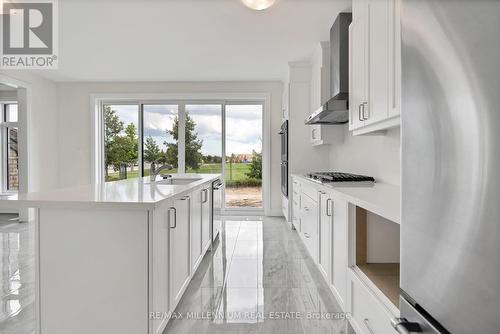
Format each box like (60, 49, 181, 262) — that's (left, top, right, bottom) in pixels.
(318, 191, 333, 284)
(348, 269, 395, 334)
(332, 197, 348, 308)
(300, 191, 318, 262)
(310, 124, 343, 146)
(349, 0, 401, 135)
(152, 207, 170, 334)
(169, 195, 191, 310)
(349, 10, 367, 131)
(201, 186, 211, 252)
(291, 177, 301, 231)
(318, 191, 348, 309)
(190, 189, 202, 273)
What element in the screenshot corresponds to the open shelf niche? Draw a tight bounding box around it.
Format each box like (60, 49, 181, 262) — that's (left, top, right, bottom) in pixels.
(354, 207, 400, 308)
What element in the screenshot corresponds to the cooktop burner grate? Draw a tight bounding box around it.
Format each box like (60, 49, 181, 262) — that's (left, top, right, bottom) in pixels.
(306, 172, 375, 183)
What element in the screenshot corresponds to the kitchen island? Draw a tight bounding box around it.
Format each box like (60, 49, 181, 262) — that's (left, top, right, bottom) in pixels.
(0, 174, 221, 334)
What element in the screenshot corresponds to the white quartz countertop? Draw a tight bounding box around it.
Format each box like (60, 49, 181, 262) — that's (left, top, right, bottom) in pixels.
(0, 174, 221, 210)
(293, 174, 400, 224)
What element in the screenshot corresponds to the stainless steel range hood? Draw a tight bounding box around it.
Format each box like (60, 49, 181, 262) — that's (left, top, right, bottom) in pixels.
(306, 13, 352, 125)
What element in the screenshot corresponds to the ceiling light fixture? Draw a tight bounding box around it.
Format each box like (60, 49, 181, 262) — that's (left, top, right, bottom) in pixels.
(241, 0, 276, 11)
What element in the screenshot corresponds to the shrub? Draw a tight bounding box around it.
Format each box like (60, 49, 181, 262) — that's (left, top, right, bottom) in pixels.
(225, 178, 262, 188)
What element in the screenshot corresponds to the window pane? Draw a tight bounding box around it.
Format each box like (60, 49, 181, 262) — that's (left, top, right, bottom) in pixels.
(7, 127, 19, 191)
(6, 104, 18, 122)
(103, 104, 139, 182)
(185, 104, 222, 175)
(225, 104, 263, 208)
(143, 104, 178, 176)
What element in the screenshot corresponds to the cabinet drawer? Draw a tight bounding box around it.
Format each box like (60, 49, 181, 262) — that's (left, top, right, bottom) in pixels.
(349, 270, 394, 334)
(300, 194, 318, 262)
(301, 180, 319, 202)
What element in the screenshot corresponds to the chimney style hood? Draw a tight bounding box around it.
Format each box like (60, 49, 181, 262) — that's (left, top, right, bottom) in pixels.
(306, 12, 352, 125)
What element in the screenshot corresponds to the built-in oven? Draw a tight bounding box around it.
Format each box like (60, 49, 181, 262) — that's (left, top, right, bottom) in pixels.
(281, 162, 288, 197)
(279, 120, 288, 161)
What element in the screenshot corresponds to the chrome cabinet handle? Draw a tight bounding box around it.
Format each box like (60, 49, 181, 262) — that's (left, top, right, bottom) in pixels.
(363, 318, 376, 334)
(303, 207, 310, 212)
(202, 189, 208, 203)
(326, 199, 333, 217)
(391, 318, 423, 334)
(168, 207, 177, 229)
(304, 233, 310, 239)
(363, 102, 369, 120)
(358, 104, 363, 121)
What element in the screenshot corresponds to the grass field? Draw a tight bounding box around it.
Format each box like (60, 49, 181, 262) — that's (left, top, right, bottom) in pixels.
(107, 162, 261, 187)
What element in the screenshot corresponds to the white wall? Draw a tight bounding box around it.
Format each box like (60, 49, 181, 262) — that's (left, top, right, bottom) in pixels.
(329, 127, 400, 185)
(56, 81, 284, 215)
(0, 71, 59, 192)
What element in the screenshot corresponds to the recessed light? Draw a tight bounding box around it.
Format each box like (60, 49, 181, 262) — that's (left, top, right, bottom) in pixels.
(241, 0, 276, 11)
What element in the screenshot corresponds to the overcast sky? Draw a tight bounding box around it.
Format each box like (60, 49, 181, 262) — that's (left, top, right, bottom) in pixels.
(109, 103, 262, 157)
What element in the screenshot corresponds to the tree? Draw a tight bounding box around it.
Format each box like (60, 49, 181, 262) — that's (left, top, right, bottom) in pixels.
(123, 123, 138, 170)
(246, 150, 262, 179)
(104, 106, 124, 178)
(103, 106, 138, 179)
(165, 113, 203, 170)
(143, 137, 162, 163)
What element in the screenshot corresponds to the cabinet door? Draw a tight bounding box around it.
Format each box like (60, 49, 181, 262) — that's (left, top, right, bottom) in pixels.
(201, 187, 211, 252)
(365, 0, 390, 125)
(300, 193, 318, 262)
(349, 13, 367, 131)
(169, 196, 191, 310)
(190, 189, 202, 273)
(152, 208, 169, 334)
(388, 0, 401, 118)
(332, 198, 348, 307)
(318, 191, 332, 284)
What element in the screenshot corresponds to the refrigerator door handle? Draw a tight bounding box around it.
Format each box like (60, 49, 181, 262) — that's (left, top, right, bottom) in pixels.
(391, 318, 423, 334)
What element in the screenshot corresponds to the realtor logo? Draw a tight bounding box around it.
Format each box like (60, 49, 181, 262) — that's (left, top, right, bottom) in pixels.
(1, 0, 58, 69)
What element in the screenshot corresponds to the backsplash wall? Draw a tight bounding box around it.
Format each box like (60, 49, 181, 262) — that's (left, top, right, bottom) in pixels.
(328, 127, 400, 185)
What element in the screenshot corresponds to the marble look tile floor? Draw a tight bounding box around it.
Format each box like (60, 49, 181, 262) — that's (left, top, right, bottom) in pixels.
(164, 217, 355, 334)
(0, 216, 354, 334)
(0, 217, 35, 334)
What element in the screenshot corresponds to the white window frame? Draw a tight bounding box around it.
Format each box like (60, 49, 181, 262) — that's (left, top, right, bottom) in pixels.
(0, 102, 19, 194)
(91, 93, 271, 215)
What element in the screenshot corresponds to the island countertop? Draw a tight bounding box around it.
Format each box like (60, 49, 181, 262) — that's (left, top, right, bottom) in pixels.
(0, 174, 221, 210)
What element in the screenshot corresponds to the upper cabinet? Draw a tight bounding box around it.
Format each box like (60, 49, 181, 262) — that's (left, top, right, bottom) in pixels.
(349, 0, 401, 135)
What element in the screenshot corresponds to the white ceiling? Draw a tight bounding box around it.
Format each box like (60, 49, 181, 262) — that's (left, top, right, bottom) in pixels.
(33, 0, 351, 82)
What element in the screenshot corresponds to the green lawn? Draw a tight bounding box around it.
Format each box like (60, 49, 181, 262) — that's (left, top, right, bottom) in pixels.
(107, 162, 261, 187)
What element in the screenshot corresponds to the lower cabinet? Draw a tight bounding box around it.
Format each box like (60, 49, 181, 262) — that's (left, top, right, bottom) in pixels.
(332, 196, 348, 308)
(169, 195, 191, 310)
(190, 190, 203, 273)
(201, 186, 211, 252)
(291, 176, 365, 333)
(300, 192, 318, 262)
(318, 190, 332, 284)
(348, 269, 395, 334)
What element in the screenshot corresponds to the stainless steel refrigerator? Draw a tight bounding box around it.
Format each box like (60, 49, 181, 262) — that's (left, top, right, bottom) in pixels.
(399, 1, 500, 333)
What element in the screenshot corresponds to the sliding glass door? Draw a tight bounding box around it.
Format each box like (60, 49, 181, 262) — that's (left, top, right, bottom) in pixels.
(103, 104, 139, 182)
(224, 104, 263, 209)
(102, 100, 263, 211)
(142, 104, 179, 175)
(185, 104, 223, 175)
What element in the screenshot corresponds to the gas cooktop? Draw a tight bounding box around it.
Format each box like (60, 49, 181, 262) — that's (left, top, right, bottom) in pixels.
(306, 172, 375, 183)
